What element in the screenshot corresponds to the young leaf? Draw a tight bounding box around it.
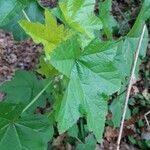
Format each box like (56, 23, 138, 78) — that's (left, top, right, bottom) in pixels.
(0, 103, 53, 150)
(1, 0, 44, 41)
(20, 9, 70, 56)
(48, 36, 121, 141)
(52, 0, 102, 47)
(0, 70, 52, 113)
(75, 134, 97, 150)
(99, 0, 118, 38)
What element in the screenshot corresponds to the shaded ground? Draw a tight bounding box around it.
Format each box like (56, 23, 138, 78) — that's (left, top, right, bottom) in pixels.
(0, 31, 42, 83)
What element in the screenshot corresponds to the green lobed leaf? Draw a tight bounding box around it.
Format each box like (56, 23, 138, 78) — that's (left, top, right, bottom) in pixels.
(114, 34, 148, 80)
(111, 0, 150, 126)
(20, 9, 71, 76)
(0, 103, 24, 120)
(99, 0, 119, 39)
(0, 103, 53, 150)
(114, 0, 149, 79)
(0, 0, 30, 27)
(1, 0, 44, 41)
(48, 36, 121, 141)
(110, 85, 131, 127)
(52, 0, 102, 47)
(0, 70, 52, 113)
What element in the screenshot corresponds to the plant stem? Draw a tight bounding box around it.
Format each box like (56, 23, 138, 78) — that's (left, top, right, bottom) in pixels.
(80, 119, 85, 142)
(117, 24, 147, 150)
(21, 81, 52, 114)
(22, 10, 31, 22)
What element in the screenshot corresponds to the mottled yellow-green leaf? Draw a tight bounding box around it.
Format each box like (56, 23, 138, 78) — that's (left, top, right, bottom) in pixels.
(19, 9, 70, 56)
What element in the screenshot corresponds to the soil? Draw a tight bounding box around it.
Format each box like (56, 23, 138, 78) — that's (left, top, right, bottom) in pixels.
(0, 31, 42, 83)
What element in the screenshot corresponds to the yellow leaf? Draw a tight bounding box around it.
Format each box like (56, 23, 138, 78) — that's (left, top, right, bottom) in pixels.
(19, 9, 70, 56)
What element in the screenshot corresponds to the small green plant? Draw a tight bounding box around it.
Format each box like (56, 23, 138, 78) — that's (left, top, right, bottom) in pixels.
(0, 0, 150, 149)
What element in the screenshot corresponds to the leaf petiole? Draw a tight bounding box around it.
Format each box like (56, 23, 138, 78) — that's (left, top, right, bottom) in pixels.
(21, 80, 52, 114)
(22, 9, 31, 22)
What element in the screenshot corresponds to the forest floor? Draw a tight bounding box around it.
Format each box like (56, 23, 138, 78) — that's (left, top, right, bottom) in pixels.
(0, 0, 150, 150)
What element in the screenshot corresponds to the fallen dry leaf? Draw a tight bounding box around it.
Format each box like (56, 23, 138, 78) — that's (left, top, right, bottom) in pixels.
(142, 88, 150, 100)
(104, 127, 118, 141)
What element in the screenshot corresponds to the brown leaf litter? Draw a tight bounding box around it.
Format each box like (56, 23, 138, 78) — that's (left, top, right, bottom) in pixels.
(0, 31, 42, 84)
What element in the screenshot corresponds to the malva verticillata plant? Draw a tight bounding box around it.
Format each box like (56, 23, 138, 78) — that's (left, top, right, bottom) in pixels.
(0, 0, 150, 149)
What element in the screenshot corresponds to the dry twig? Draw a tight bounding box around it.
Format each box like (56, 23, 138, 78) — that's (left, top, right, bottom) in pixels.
(144, 111, 150, 130)
(117, 24, 147, 150)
